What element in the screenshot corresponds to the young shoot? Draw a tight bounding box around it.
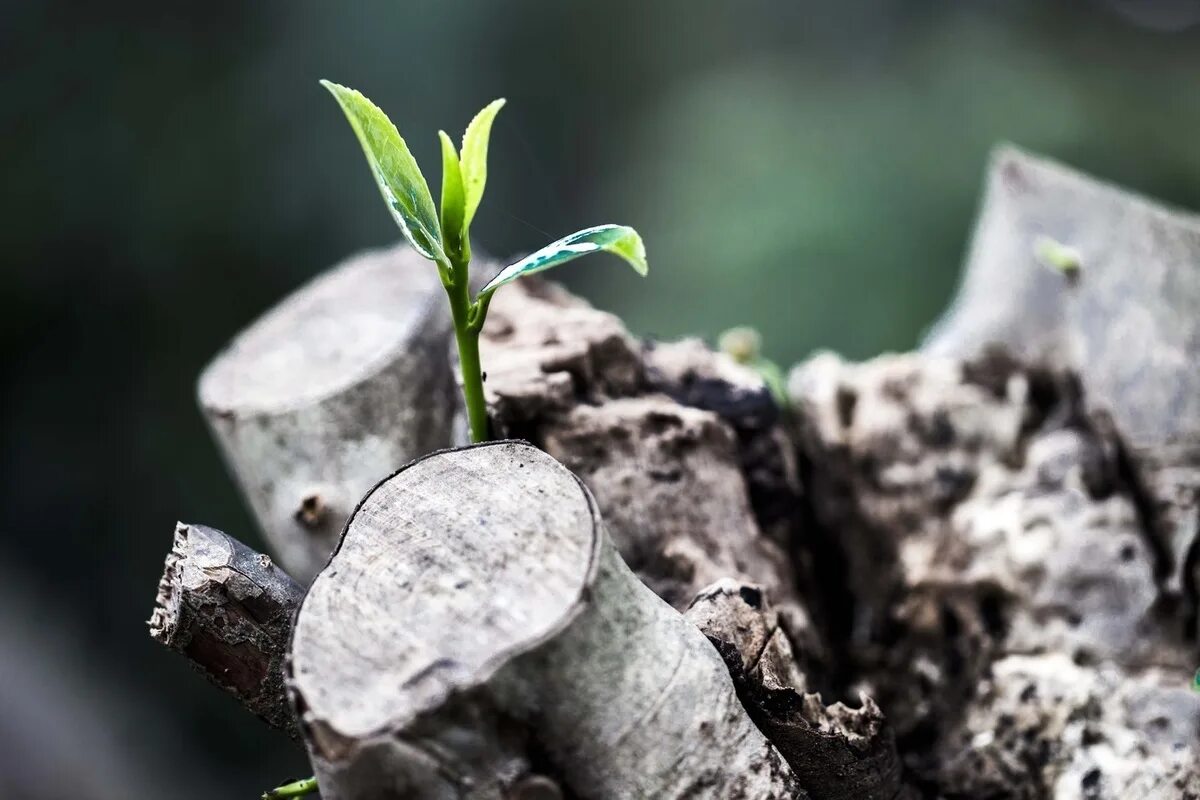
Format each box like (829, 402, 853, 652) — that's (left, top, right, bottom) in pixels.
(718, 326, 788, 408)
(321, 81, 649, 442)
(262, 776, 318, 799)
(1033, 234, 1081, 286)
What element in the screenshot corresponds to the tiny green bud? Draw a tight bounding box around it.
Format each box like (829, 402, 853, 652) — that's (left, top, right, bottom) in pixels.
(718, 326, 763, 364)
(1033, 235, 1081, 283)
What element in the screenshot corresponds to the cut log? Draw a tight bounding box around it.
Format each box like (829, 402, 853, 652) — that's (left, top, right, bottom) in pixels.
(148, 522, 302, 736)
(288, 441, 803, 800)
(924, 146, 1200, 607)
(198, 244, 456, 582)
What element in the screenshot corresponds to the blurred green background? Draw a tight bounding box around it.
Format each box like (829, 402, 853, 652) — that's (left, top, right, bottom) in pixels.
(3, 1, 1200, 797)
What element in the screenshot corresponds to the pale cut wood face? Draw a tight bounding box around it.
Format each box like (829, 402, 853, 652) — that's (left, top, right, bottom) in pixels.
(290, 441, 599, 740)
(200, 243, 440, 414)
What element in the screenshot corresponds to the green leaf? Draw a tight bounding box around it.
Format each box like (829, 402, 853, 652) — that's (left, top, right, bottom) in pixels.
(480, 224, 648, 295)
(320, 80, 444, 261)
(438, 130, 466, 254)
(459, 98, 505, 233)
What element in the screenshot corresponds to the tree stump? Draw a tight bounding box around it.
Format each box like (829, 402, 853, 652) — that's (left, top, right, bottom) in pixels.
(149, 147, 1200, 799)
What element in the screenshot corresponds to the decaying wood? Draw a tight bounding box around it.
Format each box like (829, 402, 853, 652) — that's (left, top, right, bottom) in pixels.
(686, 580, 903, 800)
(148, 522, 302, 735)
(789, 350, 1200, 798)
(925, 146, 1200, 610)
(288, 441, 802, 800)
(479, 280, 811, 619)
(198, 244, 456, 582)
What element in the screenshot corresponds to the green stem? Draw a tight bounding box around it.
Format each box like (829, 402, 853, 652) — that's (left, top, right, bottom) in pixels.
(262, 776, 318, 799)
(446, 257, 489, 443)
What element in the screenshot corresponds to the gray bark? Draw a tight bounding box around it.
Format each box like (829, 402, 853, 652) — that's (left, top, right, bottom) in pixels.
(148, 522, 302, 736)
(198, 243, 456, 582)
(924, 146, 1200, 605)
(288, 441, 803, 800)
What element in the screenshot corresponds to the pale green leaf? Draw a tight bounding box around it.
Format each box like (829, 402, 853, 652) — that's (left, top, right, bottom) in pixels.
(480, 224, 648, 295)
(459, 98, 506, 232)
(438, 130, 466, 253)
(321, 80, 444, 261)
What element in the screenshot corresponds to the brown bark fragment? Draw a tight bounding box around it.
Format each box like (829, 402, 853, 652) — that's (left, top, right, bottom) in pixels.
(687, 580, 904, 800)
(148, 522, 302, 736)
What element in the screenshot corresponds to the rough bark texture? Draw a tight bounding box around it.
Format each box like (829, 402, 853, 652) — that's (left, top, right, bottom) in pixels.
(288, 441, 802, 800)
(686, 580, 904, 800)
(148, 522, 302, 736)
(789, 350, 1200, 798)
(925, 146, 1200, 612)
(479, 280, 812, 623)
(198, 244, 456, 582)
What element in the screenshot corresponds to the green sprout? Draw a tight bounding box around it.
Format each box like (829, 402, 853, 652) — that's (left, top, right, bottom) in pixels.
(262, 776, 318, 799)
(321, 81, 649, 442)
(1033, 234, 1081, 285)
(718, 326, 788, 408)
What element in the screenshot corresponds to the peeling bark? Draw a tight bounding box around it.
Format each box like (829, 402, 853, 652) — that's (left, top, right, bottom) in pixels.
(686, 580, 904, 800)
(148, 522, 302, 736)
(198, 244, 456, 582)
(288, 441, 802, 800)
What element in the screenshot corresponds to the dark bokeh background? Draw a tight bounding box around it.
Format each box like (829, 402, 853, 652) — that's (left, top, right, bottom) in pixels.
(4, 1, 1200, 797)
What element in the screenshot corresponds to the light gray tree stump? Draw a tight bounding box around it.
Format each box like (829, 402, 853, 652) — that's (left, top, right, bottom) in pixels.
(148, 522, 302, 735)
(925, 146, 1200, 607)
(198, 244, 455, 582)
(288, 441, 802, 800)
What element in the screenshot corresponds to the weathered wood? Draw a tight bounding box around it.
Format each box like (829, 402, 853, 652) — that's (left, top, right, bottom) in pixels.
(288, 441, 802, 800)
(645, 338, 803, 551)
(148, 522, 302, 736)
(924, 146, 1200, 605)
(789, 350, 1200, 798)
(686, 580, 904, 800)
(198, 244, 456, 582)
(479, 280, 809, 618)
